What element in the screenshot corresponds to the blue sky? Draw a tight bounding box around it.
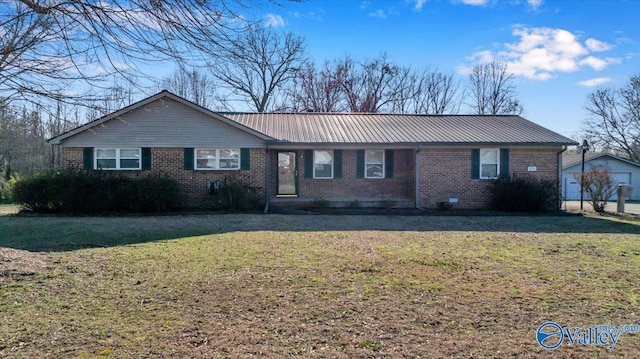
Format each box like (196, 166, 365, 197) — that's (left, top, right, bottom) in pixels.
(253, 0, 640, 138)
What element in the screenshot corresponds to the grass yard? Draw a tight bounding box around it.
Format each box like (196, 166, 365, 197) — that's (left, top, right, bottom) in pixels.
(1, 213, 639, 358)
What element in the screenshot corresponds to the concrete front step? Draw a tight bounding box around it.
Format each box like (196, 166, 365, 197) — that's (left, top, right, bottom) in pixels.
(269, 197, 415, 210)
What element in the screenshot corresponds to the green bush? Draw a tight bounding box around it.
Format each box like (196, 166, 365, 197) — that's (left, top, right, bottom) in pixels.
(0, 173, 21, 204)
(307, 198, 329, 210)
(209, 175, 262, 211)
(488, 174, 558, 213)
(346, 200, 361, 209)
(11, 169, 179, 213)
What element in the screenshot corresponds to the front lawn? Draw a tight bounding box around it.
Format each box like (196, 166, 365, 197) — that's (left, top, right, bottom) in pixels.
(1, 214, 639, 357)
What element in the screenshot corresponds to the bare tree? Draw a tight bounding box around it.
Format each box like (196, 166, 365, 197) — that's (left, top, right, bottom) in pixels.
(158, 69, 216, 108)
(574, 167, 617, 212)
(209, 26, 306, 113)
(584, 74, 640, 163)
(411, 69, 462, 114)
(386, 66, 416, 114)
(287, 61, 344, 112)
(335, 53, 398, 113)
(0, 0, 283, 106)
(467, 61, 523, 115)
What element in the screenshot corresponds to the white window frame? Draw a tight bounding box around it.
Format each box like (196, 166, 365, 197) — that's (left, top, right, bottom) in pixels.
(365, 149, 385, 179)
(313, 150, 334, 179)
(195, 148, 240, 170)
(480, 148, 500, 179)
(94, 148, 141, 170)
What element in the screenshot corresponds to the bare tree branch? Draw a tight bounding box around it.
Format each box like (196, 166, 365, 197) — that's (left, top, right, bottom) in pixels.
(583, 74, 640, 162)
(1, 0, 277, 106)
(208, 26, 306, 113)
(467, 61, 523, 115)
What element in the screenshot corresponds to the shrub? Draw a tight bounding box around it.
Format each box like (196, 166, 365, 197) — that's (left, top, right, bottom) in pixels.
(346, 200, 361, 209)
(488, 174, 558, 212)
(378, 199, 396, 210)
(11, 169, 179, 213)
(436, 201, 453, 211)
(573, 167, 616, 213)
(209, 175, 261, 211)
(0, 173, 21, 204)
(307, 198, 329, 209)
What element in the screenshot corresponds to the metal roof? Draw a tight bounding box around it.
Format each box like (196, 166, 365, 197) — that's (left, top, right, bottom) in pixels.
(224, 113, 576, 145)
(562, 152, 640, 169)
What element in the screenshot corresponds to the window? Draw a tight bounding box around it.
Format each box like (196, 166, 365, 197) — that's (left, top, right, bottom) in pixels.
(196, 148, 240, 170)
(95, 148, 140, 170)
(480, 149, 499, 179)
(365, 150, 385, 178)
(313, 150, 333, 179)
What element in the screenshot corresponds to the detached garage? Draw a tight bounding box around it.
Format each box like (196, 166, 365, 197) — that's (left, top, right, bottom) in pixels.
(562, 153, 640, 201)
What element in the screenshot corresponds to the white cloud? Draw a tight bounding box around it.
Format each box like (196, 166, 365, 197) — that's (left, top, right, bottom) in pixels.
(579, 56, 608, 70)
(462, 26, 620, 80)
(369, 9, 387, 19)
(264, 13, 285, 27)
(585, 38, 612, 52)
(414, 0, 428, 10)
(462, 0, 489, 5)
(470, 50, 495, 64)
(527, 0, 543, 9)
(578, 77, 612, 87)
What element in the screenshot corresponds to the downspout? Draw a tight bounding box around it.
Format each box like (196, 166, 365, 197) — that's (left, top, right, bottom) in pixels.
(415, 146, 422, 209)
(557, 145, 567, 210)
(263, 147, 271, 214)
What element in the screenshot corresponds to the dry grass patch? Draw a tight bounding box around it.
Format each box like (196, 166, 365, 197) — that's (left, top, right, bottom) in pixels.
(0, 214, 639, 357)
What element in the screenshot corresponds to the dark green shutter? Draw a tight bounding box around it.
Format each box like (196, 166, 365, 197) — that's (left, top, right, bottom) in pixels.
(356, 150, 365, 178)
(240, 148, 250, 170)
(385, 149, 394, 179)
(500, 148, 509, 177)
(334, 150, 342, 179)
(141, 148, 151, 170)
(471, 149, 480, 179)
(83, 147, 93, 170)
(184, 148, 194, 170)
(304, 150, 313, 179)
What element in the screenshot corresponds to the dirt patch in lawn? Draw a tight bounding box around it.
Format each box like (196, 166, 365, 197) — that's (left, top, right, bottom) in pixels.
(0, 248, 50, 282)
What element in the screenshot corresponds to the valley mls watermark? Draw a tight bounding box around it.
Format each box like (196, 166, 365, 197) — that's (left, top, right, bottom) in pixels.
(536, 321, 640, 350)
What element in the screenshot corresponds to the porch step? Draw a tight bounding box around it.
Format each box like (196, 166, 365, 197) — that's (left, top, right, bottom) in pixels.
(269, 197, 415, 210)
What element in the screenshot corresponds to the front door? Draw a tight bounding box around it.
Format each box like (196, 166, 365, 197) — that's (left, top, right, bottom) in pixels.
(277, 151, 297, 196)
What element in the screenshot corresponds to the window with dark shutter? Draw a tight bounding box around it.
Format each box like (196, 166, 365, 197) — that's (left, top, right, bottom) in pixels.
(184, 148, 194, 170)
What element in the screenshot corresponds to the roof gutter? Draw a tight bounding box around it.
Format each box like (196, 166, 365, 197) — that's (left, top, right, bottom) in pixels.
(557, 145, 567, 210)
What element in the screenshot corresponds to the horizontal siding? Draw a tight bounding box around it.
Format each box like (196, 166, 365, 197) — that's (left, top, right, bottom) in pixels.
(63, 99, 265, 148)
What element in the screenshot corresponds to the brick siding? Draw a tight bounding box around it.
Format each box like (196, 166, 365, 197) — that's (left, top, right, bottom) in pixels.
(62, 147, 265, 208)
(63, 146, 560, 210)
(268, 149, 415, 203)
(418, 147, 559, 209)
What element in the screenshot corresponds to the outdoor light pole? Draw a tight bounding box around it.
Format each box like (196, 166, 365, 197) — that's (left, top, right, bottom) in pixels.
(580, 139, 590, 210)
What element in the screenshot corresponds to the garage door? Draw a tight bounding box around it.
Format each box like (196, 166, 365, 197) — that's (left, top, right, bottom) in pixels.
(564, 172, 631, 200)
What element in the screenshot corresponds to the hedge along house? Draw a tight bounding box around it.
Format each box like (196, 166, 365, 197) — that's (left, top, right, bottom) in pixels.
(49, 90, 576, 211)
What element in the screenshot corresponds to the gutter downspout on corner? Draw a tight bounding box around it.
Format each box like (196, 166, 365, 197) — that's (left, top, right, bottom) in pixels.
(415, 146, 422, 210)
(263, 147, 271, 214)
(557, 145, 567, 211)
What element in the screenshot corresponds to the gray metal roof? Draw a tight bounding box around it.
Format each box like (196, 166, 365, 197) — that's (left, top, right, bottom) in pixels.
(562, 152, 640, 169)
(224, 113, 576, 145)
